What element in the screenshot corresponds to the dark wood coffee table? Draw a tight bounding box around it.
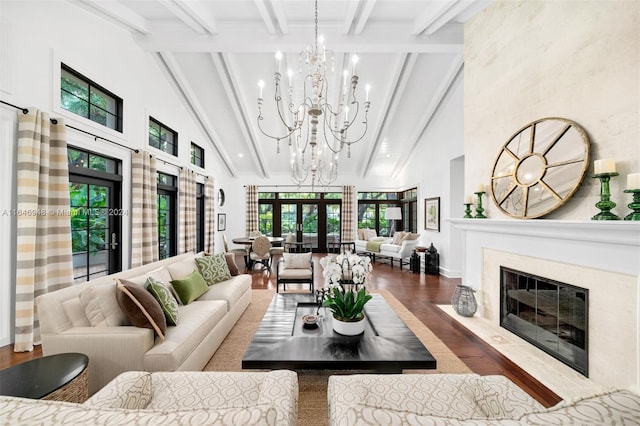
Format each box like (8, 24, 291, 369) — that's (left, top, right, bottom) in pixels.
(0, 353, 89, 403)
(242, 293, 436, 372)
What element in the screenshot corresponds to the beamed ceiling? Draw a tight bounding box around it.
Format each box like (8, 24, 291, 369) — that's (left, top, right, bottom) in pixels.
(76, 0, 491, 181)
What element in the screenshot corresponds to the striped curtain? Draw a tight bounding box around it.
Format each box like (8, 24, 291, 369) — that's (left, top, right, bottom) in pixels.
(131, 151, 158, 267)
(178, 169, 196, 253)
(204, 178, 215, 253)
(15, 109, 74, 352)
(245, 185, 258, 236)
(341, 185, 356, 242)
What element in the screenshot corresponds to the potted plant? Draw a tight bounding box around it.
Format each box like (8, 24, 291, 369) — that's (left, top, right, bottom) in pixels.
(319, 253, 373, 335)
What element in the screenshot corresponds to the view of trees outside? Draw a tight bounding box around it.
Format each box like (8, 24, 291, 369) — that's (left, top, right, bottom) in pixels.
(259, 204, 273, 235)
(61, 67, 119, 130)
(149, 119, 177, 155)
(157, 193, 172, 259)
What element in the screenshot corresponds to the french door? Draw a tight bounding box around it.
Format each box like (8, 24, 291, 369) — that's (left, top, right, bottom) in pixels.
(69, 176, 122, 283)
(279, 201, 341, 252)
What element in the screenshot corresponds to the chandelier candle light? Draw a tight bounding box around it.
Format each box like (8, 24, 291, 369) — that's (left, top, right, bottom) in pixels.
(257, 0, 371, 187)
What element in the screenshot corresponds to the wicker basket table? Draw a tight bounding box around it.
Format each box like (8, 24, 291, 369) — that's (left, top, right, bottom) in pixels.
(0, 353, 89, 403)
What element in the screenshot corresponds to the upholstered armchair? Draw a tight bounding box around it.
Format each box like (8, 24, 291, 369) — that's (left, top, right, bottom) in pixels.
(276, 252, 314, 293)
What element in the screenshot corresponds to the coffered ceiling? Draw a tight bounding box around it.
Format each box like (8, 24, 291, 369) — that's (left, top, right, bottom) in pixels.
(76, 0, 491, 181)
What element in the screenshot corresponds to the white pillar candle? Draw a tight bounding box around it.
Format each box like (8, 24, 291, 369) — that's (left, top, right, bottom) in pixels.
(594, 159, 616, 175)
(627, 173, 640, 190)
(476, 184, 485, 193)
(464, 195, 473, 204)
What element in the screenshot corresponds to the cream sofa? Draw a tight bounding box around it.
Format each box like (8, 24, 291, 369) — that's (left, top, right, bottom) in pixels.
(36, 252, 251, 395)
(355, 229, 420, 268)
(328, 373, 640, 425)
(0, 370, 298, 425)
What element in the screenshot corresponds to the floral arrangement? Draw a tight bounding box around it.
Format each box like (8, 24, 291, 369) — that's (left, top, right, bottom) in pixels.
(319, 253, 373, 286)
(319, 253, 373, 322)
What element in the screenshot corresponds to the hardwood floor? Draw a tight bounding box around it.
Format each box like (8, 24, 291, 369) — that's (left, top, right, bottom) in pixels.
(0, 253, 562, 407)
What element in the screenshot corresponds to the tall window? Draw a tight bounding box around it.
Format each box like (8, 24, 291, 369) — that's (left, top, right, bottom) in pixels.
(191, 142, 205, 168)
(196, 183, 205, 252)
(68, 147, 123, 283)
(149, 117, 178, 156)
(357, 192, 399, 236)
(60, 64, 123, 132)
(401, 188, 418, 233)
(157, 172, 177, 260)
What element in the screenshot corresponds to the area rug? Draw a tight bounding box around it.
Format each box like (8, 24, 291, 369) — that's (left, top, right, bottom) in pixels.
(204, 289, 471, 426)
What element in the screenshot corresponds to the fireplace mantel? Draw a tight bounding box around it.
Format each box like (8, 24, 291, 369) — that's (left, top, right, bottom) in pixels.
(450, 219, 640, 278)
(449, 219, 640, 247)
(449, 218, 640, 391)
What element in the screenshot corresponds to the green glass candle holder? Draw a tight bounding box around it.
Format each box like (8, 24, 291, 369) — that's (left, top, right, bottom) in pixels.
(463, 203, 473, 218)
(623, 189, 640, 221)
(474, 192, 486, 219)
(592, 172, 620, 220)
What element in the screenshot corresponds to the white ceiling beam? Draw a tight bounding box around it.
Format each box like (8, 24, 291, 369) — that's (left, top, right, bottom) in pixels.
(211, 53, 269, 178)
(412, 0, 459, 35)
(133, 29, 463, 53)
(80, 0, 150, 34)
(156, 52, 238, 177)
(423, 1, 476, 35)
(392, 54, 464, 179)
(342, 0, 361, 34)
(353, 0, 376, 35)
(172, 0, 218, 34)
(254, 0, 278, 34)
(271, 0, 289, 34)
(158, 0, 207, 34)
(361, 53, 417, 177)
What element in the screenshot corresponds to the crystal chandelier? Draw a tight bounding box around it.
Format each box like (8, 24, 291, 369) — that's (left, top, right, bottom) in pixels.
(257, 0, 371, 187)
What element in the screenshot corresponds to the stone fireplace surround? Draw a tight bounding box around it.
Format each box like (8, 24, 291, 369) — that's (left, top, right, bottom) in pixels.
(449, 219, 640, 395)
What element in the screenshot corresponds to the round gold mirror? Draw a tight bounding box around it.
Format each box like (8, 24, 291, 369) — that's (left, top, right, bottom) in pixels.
(490, 117, 590, 219)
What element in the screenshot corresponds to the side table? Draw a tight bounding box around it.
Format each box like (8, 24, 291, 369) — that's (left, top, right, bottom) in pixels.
(0, 353, 89, 403)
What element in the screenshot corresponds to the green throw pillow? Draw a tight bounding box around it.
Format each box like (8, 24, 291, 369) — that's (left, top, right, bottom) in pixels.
(170, 270, 209, 305)
(145, 276, 179, 326)
(195, 253, 232, 286)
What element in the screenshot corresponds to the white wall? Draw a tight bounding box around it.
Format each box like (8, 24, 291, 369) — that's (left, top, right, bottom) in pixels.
(464, 0, 639, 220)
(0, 1, 228, 347)
(403, 73, 465, 277)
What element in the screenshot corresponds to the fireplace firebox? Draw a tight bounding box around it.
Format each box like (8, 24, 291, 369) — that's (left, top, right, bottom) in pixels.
(500, 266, 588, 376)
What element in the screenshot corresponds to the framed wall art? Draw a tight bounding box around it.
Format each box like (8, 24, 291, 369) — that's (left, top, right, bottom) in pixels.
(217, 213, 226, 231)
(425, 197, 440, 232)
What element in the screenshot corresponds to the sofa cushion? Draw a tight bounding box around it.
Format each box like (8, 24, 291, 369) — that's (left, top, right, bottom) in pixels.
(80, 283, 128, 327)
(196, 253, 232, 285)
(125, 267, 182, 306)
(224, 253, 239, 276)
(379, 243, 402, 254)
(0, 396, 278, 425)
(282, 252, 312, 269)
(167, 257, 199, 281)
(197, 275, 251, 311)
(62, 298, 91, 327)
(84, 371, 152, 409)
(362, 229, 377, 240)
(146, 277, 179, 326)
(115, 279, 167, 341)
(171, 270, 209, 304)
(143, 300, 228, 371)
(391, 232, 406, 245)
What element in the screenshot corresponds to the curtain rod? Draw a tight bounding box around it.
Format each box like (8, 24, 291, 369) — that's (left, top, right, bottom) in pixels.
(151, 154, 208, 179)
(1, 100, 139, 153)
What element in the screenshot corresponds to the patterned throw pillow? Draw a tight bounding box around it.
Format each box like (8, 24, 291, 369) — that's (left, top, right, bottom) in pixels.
(195, 253, 232, 285)
(145, 277, 179, 326)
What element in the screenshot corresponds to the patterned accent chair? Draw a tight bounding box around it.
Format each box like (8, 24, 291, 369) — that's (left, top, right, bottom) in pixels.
(249, 235, 272, 271)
